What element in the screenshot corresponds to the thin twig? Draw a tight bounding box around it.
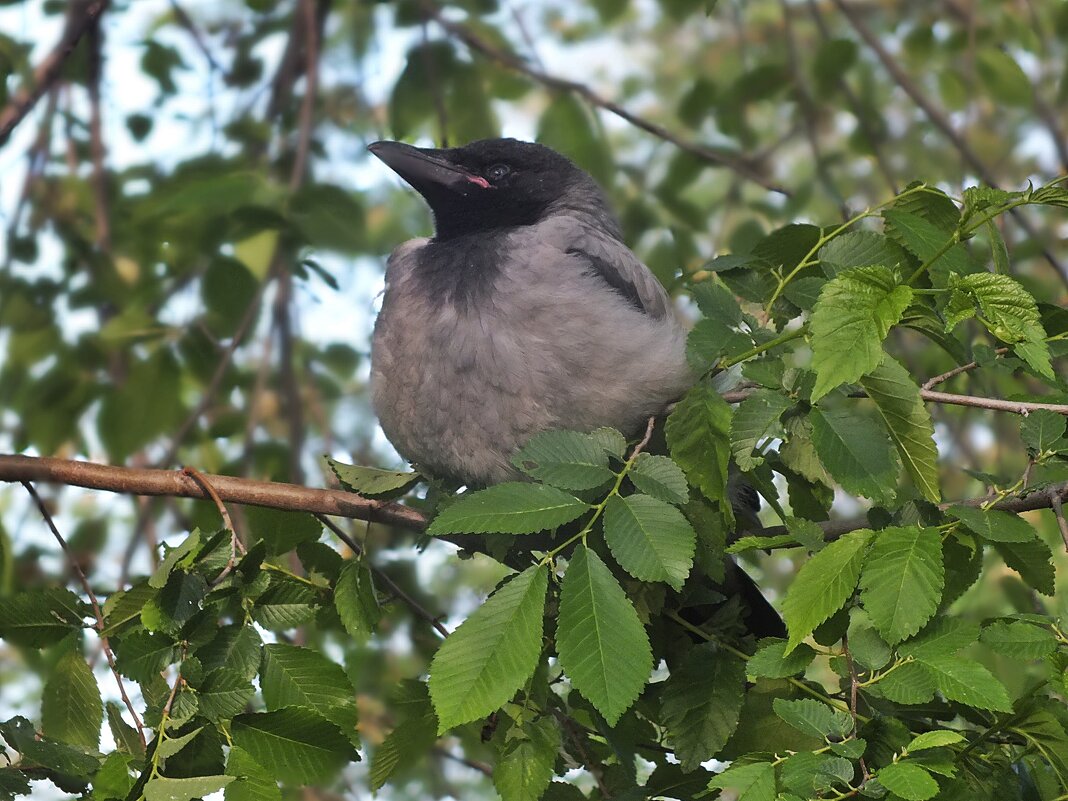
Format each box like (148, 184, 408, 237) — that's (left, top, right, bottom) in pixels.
(420, 0, 788, 196)
(432, 746, 493, 777)
(553, 708, 611, 799)
(289, 0, 321, 191)
(180, 467, 244, 586)
(841, 634, 870, 780)
(316, 515, 450, 638)
(1050, 488, 1068, 553)
(0, 0, 110, 146)
(86, 14, 110, 253)
(922, 347, 1010, 390)
(20, 482, 147, 749)
(167, 0, 223, 73)
(721, 385, 1068, 415)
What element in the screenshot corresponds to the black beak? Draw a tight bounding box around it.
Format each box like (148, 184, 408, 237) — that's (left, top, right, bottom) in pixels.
(368, 141, 491, 195)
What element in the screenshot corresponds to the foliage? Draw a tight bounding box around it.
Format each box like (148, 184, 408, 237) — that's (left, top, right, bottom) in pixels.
(1, 1, 1068, 801)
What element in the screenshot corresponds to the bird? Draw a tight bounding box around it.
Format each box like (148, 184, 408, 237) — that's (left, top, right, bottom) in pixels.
(368, 137, 783, 637)
(367, 137, 693, 487)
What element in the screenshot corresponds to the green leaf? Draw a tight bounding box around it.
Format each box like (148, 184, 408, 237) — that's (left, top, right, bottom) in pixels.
(334, 559, 380, 641)
(537, 93, 613, 186)
(156, 726, 205, 760)
(947, 505, 1038, 543)
(588, 427, 627, 459)
(981, 620, 1057, 659)
(907, 730, 965, 752)
(231, 708, 359, 784)
(557, 545, 652, 726)
(875, 661, 936, 704)
(730, 389, 793, 471)
(993, 538, 1056, 595)
(493, 716, 560, 801)
(242, 508, 322, 556)
(707, 761, 776, 801)
(261, 643, 358, 743)
(1020, 409, 1067, 452)
(783, 529, 872, 653)
(818, 230, 909, 278)
(370, 685, 437, 791)
(876, 762, 939, 801)
(42, 648, 102, 750)
(746, 639, 817, 680)
(328, 459, 421, 497)
(195, 669, 255, 723)
(0, 588, 89, 648)
(512, 430, 615, 491)
(898, 618, 979, 660)
(427, 483, 589, 536)
(628, 453, 689, 506)
(859, 526, 944, 645)
(199, 625, 262, 681)
(848, 623, 892, 670)
(144, 775, 234, 801)
(101, 581, 156, 637)
(603, 494, 696, 590)
(976, 48, 1032, 106)
(859, 356, 940, 502)
(152, 535, 201, 591)
(661, 644, 745, 770)
(115, 631, 179, 684)
(665, 386, 733, 512)
(810, 406, 899, 505)
(429, 565, 548, 733)
(914, 655, 1012, 711)
(93, 751, 135, 800)
(772, 698, 852, 740)
(250, 577, 319, 629)
(107, 702, 145, 759)
(809, 265, 913, 401)
(882, 208, 972, 284)
(225, 745, 281, 801)
(0, 716, 101, 779)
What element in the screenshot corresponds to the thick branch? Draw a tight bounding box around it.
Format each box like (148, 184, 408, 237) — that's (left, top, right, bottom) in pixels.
(0, 454, 427, 531)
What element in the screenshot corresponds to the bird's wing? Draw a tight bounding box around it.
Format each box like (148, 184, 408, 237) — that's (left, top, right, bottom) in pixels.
(557, 224, 672, 319)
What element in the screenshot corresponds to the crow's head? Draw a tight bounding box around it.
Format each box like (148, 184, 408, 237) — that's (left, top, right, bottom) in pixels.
(369, 138, 617, 241)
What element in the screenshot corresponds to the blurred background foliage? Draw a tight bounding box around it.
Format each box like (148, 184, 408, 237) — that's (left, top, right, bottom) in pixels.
(0, 0, 1067, 798)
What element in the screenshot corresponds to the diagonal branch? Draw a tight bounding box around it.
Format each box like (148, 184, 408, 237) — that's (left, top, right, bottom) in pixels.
(0, 0, 110, 147)
(419, 0, 788, 196)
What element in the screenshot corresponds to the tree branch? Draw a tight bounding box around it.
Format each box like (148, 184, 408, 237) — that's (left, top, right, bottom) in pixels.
(0, 0, 110, 147)
(0, 454, 427, 531)
(420, 0, 788, 196)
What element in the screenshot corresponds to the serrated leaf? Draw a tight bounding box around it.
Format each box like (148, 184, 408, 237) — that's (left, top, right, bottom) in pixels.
(665, 386, 733, 515)
(261, 643, 359, 742)
(149, 530, 201, 590)
(107, 702, 145, 759)
(334, 559, 380, 641)
(876, 661, 936, 704)
(144, 775, 234, 801)
(0, 716, 101, 779)
(783, 529, 872, 653)
(898, 618, 979, 660)
(92, 751, 134, 799)
(980, 620, 1057, 659)
(628, 453, 689, 506)
(746, 639, 817, 679)
(196, 668, 255, 723)
(243, 508, 322, 556)
(772, 698, 853, 740)
(225, 745, 281, 801)
(588, 427, 627, 458)
(250, 578, 318, 629)
(0, 588, 89, 647)
(819, 230, 910, 278)
(429, 565, 547, 733)
(42, 648, 102, 750)
(156, 726, 205, 760)
(860, 526, 944, 644)
(883, 208, 972, 285)
(370, 688, 437, 791)
(877, 762, 939, 801)
(848, 625, 892, 670)
(512, 430, 616, 491)
(493, 715, 560, 801)
(661, 644, 745, 770)
(101, 581, 156, 637)
(1020, 410, 1067, 452)
(115, 631, 179, 684)
(231, 708, 358, 784)
(603, 494, 695, 590)
(907, 730, 964, 752)
(810, 406, 899, 505)
(730, 389, 793, 471)
(199, 625, 262, 681)
(328, 459, 421, 497)
(914, 655, 1012, 711)
(428, 483, 589, 536)
(860, 356, 940, 502)
(707, 761, 776, 801)
(810, 265, 913, 400)
(947, 505, 1037, 543)
(993, 538, 1056, 595)
(557, 545, 652, 726)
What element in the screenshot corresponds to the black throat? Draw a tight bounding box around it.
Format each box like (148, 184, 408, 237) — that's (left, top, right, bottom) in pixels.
(415, 229, 511, 310)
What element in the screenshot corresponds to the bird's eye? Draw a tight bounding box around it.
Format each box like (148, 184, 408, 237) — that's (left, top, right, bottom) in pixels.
(486, 164, 511, 181)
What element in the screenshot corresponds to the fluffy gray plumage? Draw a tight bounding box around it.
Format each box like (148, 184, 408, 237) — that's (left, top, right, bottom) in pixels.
(369, 138, 694, 485)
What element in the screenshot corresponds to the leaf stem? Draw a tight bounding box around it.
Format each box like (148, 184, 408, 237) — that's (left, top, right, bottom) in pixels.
(719, 325, 808, 370)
